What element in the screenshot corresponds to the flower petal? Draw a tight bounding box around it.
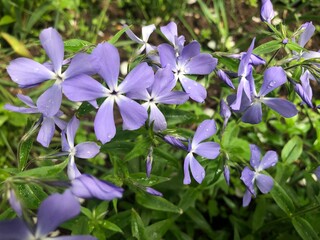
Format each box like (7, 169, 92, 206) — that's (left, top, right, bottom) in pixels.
(4, 104, 39, 114)
(71, 174, 123, 200)
(75, 142, 100, 159)
(243, 189, 253, 207)
(7, 58, 54, 88)
(260, 0, 275, 23)
(0, 218, 32, 239)
(249, 144, 261, 170)
(238, 38, 255, 77)
(116, 95, 148, 130)
(179, 41, 200, 65)
(145, 187, 163, 197)
(179, 76, 207, 103)
(184, 53, 217, 75)
(67, 155, 82, 180)
(36, 83, 62, 117)
(63, 53, 98, 79)
(241, 102, 262, 124)
(157, 91, 189, 104)
(150, 67, 175, 97)
(224, 165, 230, 186)
(259, 67, 287, 96)
(142, 24, 156, 42)
(94, 98, 116, 144)
(298, 22, 315, 47)
(92, 43, 120, 90)
(158, 43, 177, 69)
(37, 117, 55, 147)
(39, 27, 64, 73)
(240, 167, 255, 195)
(66, 116, 79, 148)
(255, 174, 274, 194)
(189, 154, 205, 184)
(259, 151, 278, 170)
(17, 94, 36, 107)
(63, 74, 108, 102)
(193, 142, 220, 159)
(118, 62, 154, 93)
(149, 103, 167, 131)
(35, 190, 80, 237)
(124, 24, 144, 43)
(192, 119, 217, 147)
(262, 98, 298, 118)
(160, 22, 178, 44)
(217, 70, 235, 89)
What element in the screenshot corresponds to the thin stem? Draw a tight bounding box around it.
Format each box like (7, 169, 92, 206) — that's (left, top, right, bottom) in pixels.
(264, 48, 281, 71)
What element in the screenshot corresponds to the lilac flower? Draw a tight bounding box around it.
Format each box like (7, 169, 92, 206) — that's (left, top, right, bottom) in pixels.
(315, 166, 320, 180)
(235, 67, 298, 124)
(146, 147, 153, 178)
(7, 27, 97, 116)
(163, 135, 188, 151)
(217, 70, 235, 89)
(294, 70, 314, 108)
(158, 41, 217, 102)
(60, 116, 100, 180)
(127, 67, 189, 131)
(63, 42, 154, 143)
(145, 187, 163, 197)
(260, 0, 275, 24)
(241, 144, 278, 207)
(224, 165, 230, 186)
(220, 99, 231, 130)
(228, 52, 266, 66)
(8, 189, 22, 218)
(160, 22, 185, 55)
(124, 24, 156, 54)
(0, 190, 96, 240)
(230, 38, 255, 110)
(183, 120, 220, 184)
(5, 94, 66, 147)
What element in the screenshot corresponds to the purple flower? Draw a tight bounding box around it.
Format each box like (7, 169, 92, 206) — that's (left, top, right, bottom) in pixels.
(217, 70, 235, 89)
(230, 38, 255, 110)
(228, 52, 266, 66)
(163, 135, 188, 150)
(220, 99, 231, 130)
(0, 190, 96, 239)
(294, 70, 314, 108)
(7, 27, 97, 117)
(5, 94, 66, 147)
(315, 166, 320, 180)
(127, 67, 189, 131)
(63, 42, 154, 143)
(160, 22, 185, 55)
(183, 120, 220, 184)
(158, 41, 217, 102)
(224, 165, 230, 186)
(241, 144, 278, 207)
(145, 187, 163, 197)
(124, 24, 156, 54)
(146, 147, 153, 178)
(60, 116, 100, 180)
(234, 67, 298, 124)
(260, 0, 275, 24)
(8, 189, 22, 218)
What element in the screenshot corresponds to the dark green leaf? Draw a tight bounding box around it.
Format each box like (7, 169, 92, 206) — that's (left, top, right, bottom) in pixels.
(286, 42, 305, 52)
(76, 101, 96, 116)
(17, 184, 47, 209)
(145, 219, 173, 240)
(131, 208, 147, 240)
(159, 105, 195, 126)
(281, 136, 303, 164)
(292, 217, 319, 240)
(271, 181, 295, 215)
(253, 40, 282, 55)
(130, 172, 170, 186)
(252, 198, 266, 231)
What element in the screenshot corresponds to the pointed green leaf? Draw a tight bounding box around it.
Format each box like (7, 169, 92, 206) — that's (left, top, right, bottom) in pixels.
(292, 217, 319, 240)
(102, 220, 123, 234)
(145, 219, 173, 240)
(64, 39, 93, 52)
(108, 25, 130, 45)
(270, 181, 295, 215)
(253, 40, 282, 55)
(281, 136, 303, 164)
(131, 208, 147, 240)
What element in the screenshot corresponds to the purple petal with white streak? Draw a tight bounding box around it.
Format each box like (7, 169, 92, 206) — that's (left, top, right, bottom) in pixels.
(193, 142, 220, 159)
(75, 142, 100, 159)
(249, 144, 261, 170)
(116, 95, 148, 130)
(230, 77, 251, 111)
(124, 24, 143, 43)
(150, 67, 175, 97)
(179, 76, 207, 102)
(4, 104, 39, 114)
(35, 190, 80, 237)
(63, 74, 108, 102)
(17, 94, 36, 107)
(53, 116, 67, 130)
(37, 117, 55, 147)
(301, 50, 320, 60)
(192, 119, 217, 147)
(118, 62, 153, 93)
(158, 43, 177, 69)
(92, 43, 119, 90)
(149, 104, 167, 131)
(71, 174, 123, 200)
(160, 22, 178, 45)
(36, 83, 62, 117)
(7, 58, 54, 87)
(261, 0, 275, 23)
(238, 39, 255, 77)
(39, 27, 64, 73)
(255, 174, 274, 194)
(217, 70, 235, 89)
(184, 53, 217, 75)
(241, 102, 262, 124)
(126, 89, 150, 101)
(94, 98, 115, 144)
(142, 24, 156, 42)
(63, 53, 98, 79)
(298, 22, 315, 47)
(262, 97, 298, 118)
(295, 84, 313, 108)
(259, 151, 278, 170)
(66, 116, 79, 148)
(67, 156, 81, 180)
(259, 67, 287, 96)
(61, 131, 70, 152)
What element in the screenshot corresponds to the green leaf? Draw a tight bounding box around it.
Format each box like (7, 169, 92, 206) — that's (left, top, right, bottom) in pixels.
(253, 40, 282, 55)
(145, 219, 173, 240)
(252, 198, 266, 231)
(102, 220, 123, 234)
(130, 172, 170, 186)
(216, 56, 239, 72)
(136, 193, 183, 214)
(159, 105, 195, 126)
(64, 39, 93, 52)
(270, 181, 295, 215)
(125, 136, 151, 161)
(108, 25, 130, 45)
(76, 101, 96, 116)
(25, 2, 52, 33)
(15, 159, 68, 177)
(0, 15, 15, 26)
(131, 208, 147, 240)
(0, 32, 32, 57)
(281, 136, 303, 164)
(286, 42, 305, 53)
(292, 217, 319, 240)
(17, 184, 47, 209)
(186, 208, 215, 238)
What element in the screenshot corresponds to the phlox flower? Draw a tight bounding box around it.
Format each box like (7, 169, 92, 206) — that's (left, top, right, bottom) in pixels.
(294, 70, 314, 108)
(0, 190, 96, 240)
(127, 66, 189, 131)
(260, 0, 275, 24)
(183, 120, 220, 184)
(158, 41, 217, 102)
(241, 144, 278, 207)
(7, 27, 97, 117)
(5, 94, 66, 147)
(63, 42, 154, 143)
(160, 22, 185, 55)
